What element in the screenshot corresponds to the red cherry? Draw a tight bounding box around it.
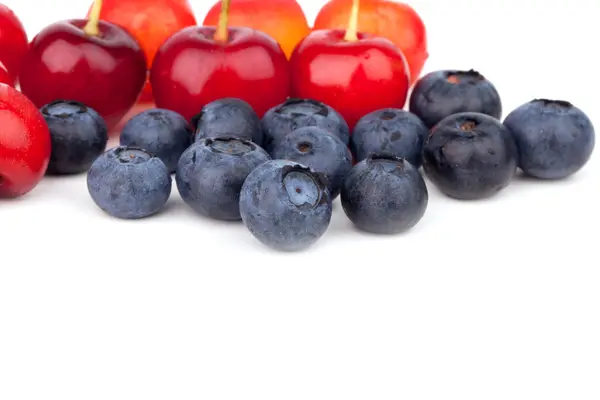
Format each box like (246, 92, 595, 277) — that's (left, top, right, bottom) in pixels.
(19, 19, 147, 131)
(314, 0, 428, 85)
(0, 84, 51, 198)
(290, 0, 409, 130)
(290, 29, 410, 130)
(0, 4, 28, 85)
(0, 61, 12, 86)
(151, 1, 290, 121)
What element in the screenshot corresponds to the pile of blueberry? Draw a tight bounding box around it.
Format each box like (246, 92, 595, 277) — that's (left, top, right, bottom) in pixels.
(43, 69, 595, 252)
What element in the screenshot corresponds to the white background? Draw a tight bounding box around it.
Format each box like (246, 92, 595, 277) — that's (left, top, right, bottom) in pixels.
(1, 0, 599, 399)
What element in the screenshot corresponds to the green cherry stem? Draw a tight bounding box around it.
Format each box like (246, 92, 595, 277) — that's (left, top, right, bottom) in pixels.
(215, 0, 231, 43)
(344, 0, 360, 41)
(83, 0, 103, 36)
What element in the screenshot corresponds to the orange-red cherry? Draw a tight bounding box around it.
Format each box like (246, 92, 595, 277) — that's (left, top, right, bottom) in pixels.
(203, 0, 310, 59)
(87, 0, 197, 104)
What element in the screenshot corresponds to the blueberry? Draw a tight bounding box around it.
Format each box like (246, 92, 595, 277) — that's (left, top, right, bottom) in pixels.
(503, 99, 595, 179)
(341, 154, 428, 234)
(120, 108, 192, 173)
(176, 137, 271, 221)
(351, 108, 429, 167)
(40, 100, 108, 175)
(423, 112, 518, 200)
(409, 69, 502, 128)
(239, 160, 333, 251)
(193, 98, 263, 146)
(262, 98, 350, 153)
(87, 146, 172, 219)
(271, 127, 352, 199)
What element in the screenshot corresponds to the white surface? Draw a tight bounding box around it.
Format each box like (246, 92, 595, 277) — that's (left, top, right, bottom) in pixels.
(1, 0, 599, 399)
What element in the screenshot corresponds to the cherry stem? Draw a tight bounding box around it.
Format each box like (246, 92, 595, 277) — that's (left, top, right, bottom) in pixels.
(344, 0, 360, 41)
(84, 0, 103, 36)
(215, 0, 231, 43)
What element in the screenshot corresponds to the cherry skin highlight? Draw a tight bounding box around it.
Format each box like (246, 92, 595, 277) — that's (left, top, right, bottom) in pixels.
(290, 29, 410, 129)
(151, 26, 290, 121)
(203, 0, 311, 59)
(19, 20, 147, 131)
(0, 4, 28, 84)
(314, 0, 428, 84)
(87, 0, 197, 103)
(0, 84, 51, 198)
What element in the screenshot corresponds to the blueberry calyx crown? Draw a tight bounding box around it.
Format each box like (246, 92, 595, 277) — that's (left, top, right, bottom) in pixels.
(114, 146, 153, 164)
(206, 136, 255, 156)
(276, 98, 329, 117)
(281, 164, 329, 208)
(459, 118, 479, 132)
(379, 110, 398, 120)
(446, 114, 484, 135)
(367, 153, 406, 171)
(41, 99, 89, 118)
(445, 69, 485, 84)
(296, 141, 313, 153)
(533, 99, 573, 109)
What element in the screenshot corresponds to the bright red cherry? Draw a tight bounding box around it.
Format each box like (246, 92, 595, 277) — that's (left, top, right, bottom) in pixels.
(19, 0, 147, 131)
(290, 0, 410, 129)
(0, 84, 51, 198)
(0, 3, 28, 85)
(151, 0, 290, 121)
(0, 61, 12, 86)
(314, 0, 428, 85)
